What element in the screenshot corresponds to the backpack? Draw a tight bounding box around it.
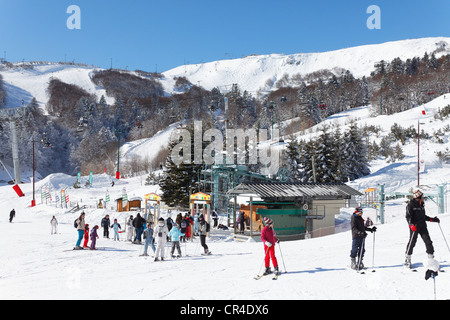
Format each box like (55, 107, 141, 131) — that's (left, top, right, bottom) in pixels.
(181, 220, 187, 229)
(74, 219, 78, 228)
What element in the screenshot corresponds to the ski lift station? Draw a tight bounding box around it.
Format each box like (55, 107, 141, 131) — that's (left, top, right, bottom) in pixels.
(227, 182, 362, 241)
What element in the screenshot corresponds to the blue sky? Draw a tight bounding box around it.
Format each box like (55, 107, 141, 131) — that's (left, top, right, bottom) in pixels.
(0, 0, 449, 72)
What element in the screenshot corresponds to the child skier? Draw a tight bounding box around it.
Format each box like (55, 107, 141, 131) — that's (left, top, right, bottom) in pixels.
(83, 224, 90, 248)
(261, 217, 279, 275)
(350, 207, 377, 270)
(168, 223, 185, 258)
(111, 219, 121, 241)
(154, 217, 168, 261)
(142, 222, 155, 256)
(90, 225, 99, 250)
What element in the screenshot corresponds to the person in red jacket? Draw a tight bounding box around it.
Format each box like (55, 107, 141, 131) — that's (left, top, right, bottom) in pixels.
(83, 224, 90, 248)
(261, 217, 279, 275)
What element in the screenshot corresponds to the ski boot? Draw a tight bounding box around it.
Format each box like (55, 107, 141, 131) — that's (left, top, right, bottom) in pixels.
(404, 255, 412, 268)
(350, 258, 357, 270)
(274, 266, 280, 275)
(262, 267, 272, 275)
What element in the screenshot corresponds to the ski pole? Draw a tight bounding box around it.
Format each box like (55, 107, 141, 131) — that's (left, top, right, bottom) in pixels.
(433, 273, 437, 300)
(406, 230, 416, 257)
(277, 241, 287, 273)
(357, 237, 366, 272)
(372, 232, 376, 269)
(438, 223, 450, 254)
(257, 246, 270, 276)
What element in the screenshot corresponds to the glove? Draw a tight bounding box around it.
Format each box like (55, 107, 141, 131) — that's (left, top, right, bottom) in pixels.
(265, 241, 272, 247)
(409, 225, 417, 232)
(369, 226, 377, 233)
(430, 217, 440, 223)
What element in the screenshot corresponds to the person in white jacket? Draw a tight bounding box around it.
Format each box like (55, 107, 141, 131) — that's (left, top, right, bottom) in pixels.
(154, 217, 168, 261)
(126, 215, 135, 242)
(50, 216, 58, 234)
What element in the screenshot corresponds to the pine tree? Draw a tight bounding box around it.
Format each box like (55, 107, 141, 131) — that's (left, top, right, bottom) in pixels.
(298, 138, 317, 183)
(342, 122, 370, 181)
(315, 124, 334, 182)
(283, 138, 302, 182)
(330, 125, 346, 182)
(159, 124, 203, 208)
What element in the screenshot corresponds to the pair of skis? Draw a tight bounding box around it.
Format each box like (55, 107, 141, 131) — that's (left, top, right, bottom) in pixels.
(254, 271, 280, 280)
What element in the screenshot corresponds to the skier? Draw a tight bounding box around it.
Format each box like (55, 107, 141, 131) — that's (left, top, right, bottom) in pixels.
(111, 219, 121, 241)
(404, 190, 440, 268)
(198, 214, 211, 255)
(350, 207, 377, 270)
(9, 209, 15, 223)
(237, 211, 245, 234)
(90, 225, 99, 250)
(132, 213, 145, 244)
(126, 215, 134, 242)
(185, 214, 193, 241)
(261, 217, 279, 275)
(141, 222, 155, 256)
(50, 216, 58, 234)
(154, 217, 168, 261)
(168, 223, 185, 258)
(212, 210, 219, 228)
(180, 216, 188, 242)
(101, 214, 110, 238)
(193, 211, 199, 236)
(74, 212, 86, 250)
(83, 224, 90, 248)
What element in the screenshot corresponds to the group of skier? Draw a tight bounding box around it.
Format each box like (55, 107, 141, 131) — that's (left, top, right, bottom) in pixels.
(140, 213, 211, 261)
(73, 212, 99, 250)
(257, 188, 445, 278)
(54, 187, 444, 272)
(349, 189, 442, 272)
(71, 210, 212, 260)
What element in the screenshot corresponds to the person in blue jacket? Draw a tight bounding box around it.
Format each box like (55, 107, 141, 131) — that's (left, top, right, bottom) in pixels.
(168, 223, 185, 258)
(111, 219, 121, 241)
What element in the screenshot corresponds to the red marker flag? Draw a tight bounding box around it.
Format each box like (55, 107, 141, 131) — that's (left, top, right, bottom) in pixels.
(420, 105, 426, 115)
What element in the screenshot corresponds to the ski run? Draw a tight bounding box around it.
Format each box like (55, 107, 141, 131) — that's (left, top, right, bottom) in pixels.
(2, 95, 450, 301)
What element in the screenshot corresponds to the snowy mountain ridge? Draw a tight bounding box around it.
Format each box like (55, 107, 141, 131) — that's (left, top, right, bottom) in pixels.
(1, 37, 449, 110)
(162, 37, 450, 94)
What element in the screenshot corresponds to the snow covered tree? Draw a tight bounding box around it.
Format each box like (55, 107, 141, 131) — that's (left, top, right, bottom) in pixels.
(282, 138, 302, 182)
(315, 124, 334, 183)
(342, 121, 370, 181)
(159, 124, 203, 208)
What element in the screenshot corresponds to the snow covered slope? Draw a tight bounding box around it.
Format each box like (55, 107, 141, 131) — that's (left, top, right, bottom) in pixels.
(2, 94, 450, 300)
(0, 170, 449, 300)
(162, 37, 450, 94)
(1, 37, 448, 111)
(0, 63, 116, 110)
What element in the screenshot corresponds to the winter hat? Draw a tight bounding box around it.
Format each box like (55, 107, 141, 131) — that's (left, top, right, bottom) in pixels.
(264, 217, 273, 225)
(413, 189, 423, 199)
(354, 207, 363, 214)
